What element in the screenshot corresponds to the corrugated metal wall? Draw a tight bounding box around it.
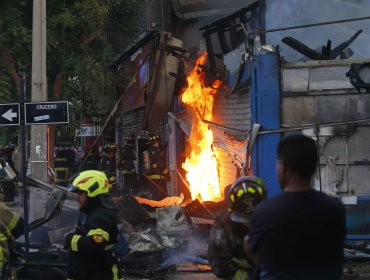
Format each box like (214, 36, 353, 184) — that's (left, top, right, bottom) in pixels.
(118, 109, 146, 148)
(117, 107, 168, 157)
(212, 89, 250, 191)
(281, 59, 370, 196)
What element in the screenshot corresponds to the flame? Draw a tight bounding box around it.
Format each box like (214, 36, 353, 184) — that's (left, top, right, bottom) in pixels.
(181, 53, 222, 202)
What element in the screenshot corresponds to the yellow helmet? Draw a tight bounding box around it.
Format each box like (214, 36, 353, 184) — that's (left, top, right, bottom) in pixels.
(69, 170, 110, 198)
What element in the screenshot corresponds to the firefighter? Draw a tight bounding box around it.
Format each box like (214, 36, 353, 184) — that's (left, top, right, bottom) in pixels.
(54, 145, 69, 186)
(65, 170, 123, 280)
(118, 134, 138, 196)
(0, 145, 16, 203)
(65, 145, 77, 175)
(142, 133, 169, 200)
(208, 176, 266, 280)
(82, 149, 100, 171)
(99, 143, 117, 188)
(0, 202, 24, 279)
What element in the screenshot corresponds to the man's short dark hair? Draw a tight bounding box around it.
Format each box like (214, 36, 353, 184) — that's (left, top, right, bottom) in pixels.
(277, 134, 318, 179)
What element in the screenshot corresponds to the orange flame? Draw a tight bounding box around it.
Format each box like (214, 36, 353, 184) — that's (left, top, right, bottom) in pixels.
(181, 53, 222, 202)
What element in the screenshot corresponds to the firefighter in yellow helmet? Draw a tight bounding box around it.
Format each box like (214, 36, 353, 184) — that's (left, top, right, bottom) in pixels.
(208, 176, 266, 280)
(65, 170, 123, 280)
(0, 202, 24, 279)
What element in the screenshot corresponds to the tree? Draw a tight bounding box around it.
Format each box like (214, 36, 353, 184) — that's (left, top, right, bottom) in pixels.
(0, 0, 139, 141)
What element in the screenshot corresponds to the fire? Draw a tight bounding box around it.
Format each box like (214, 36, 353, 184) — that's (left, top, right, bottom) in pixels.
(181, 53, 222, 202)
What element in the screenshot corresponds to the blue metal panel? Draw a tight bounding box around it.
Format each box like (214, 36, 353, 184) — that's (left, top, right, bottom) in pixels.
(345, 201, 370, 240)
(346, 235, 370, 240)
(251, 53, 281, 197)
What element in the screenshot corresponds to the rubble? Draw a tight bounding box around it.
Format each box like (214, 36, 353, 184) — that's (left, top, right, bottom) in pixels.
(12, 177, 224, 279)
(117, 194, 225, 279)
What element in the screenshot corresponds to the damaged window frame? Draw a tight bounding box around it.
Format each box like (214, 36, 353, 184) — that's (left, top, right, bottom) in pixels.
(199, 1, 264, 72)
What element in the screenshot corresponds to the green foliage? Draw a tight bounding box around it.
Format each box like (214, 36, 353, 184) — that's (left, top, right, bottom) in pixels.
(0, 0, 140, 139)
(0, 73, 13, 102)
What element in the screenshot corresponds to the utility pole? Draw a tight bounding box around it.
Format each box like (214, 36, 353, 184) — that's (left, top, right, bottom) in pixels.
(30, 0, 48, 181)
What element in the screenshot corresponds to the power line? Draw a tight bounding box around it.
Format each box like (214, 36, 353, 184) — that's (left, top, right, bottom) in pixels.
(257, 118, 370, 135)
(261, 15, 370, 34)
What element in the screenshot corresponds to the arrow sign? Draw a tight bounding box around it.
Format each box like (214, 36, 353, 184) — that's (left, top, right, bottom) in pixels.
(2, 109, 18, 122)
(0, 103, 20, 126)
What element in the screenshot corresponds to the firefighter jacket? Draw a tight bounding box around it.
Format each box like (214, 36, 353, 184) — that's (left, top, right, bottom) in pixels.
(65, 198, 123, 280)
(119, 146, 136, 175)
(82, 153, 99, 171)
(208, 211, 253, 280)
(143, 146, 169, 180)
(0, 203, 24, 270)
(54, 150, 69, 185)
(99, 154, 116, 184)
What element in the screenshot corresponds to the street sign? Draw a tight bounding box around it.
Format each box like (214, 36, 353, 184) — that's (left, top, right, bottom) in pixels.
(25, 101, 69, 125)
(0, 103, 20, 126)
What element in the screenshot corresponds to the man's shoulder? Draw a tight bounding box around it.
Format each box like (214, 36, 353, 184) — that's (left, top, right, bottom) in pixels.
(314, 191, 345, 212)
(87, 206, 117, 224)
(256, 192, 286, 209)
(251, 194, 286, 221)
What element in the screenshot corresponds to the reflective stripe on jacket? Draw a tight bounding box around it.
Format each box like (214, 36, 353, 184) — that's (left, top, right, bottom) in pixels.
(119, 146, 136, 175)
(143, 146, 167, 178)
(0, 203, 23, 269)
(66, 202, 123, 280)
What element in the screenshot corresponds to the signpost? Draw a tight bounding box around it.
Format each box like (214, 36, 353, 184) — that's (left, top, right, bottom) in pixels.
(0, 103, 20, 126)
(0, 101, 69, 126)
(25, 101, 69, 125)
(0, 96, 70, 257)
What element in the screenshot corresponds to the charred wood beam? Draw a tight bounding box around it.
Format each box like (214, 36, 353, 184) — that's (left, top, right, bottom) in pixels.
(329, 29, 362, 59)
(171, 62, 187, 96)
(282, 29, 363, 60)
(203, 33, 216, 70)
(217, 30, 230, 54)
(164, 45, 196, 65)
(322, 40, 332, 58)
(229, 20, 238, 50)
(282, 37, 326, 60)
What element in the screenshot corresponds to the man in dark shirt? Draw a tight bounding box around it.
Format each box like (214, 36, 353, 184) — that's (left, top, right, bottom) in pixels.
(245, 134, 346, 280)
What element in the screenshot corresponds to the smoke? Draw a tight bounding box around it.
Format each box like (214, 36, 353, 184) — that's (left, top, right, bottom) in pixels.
(161, 226, 210, 267)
